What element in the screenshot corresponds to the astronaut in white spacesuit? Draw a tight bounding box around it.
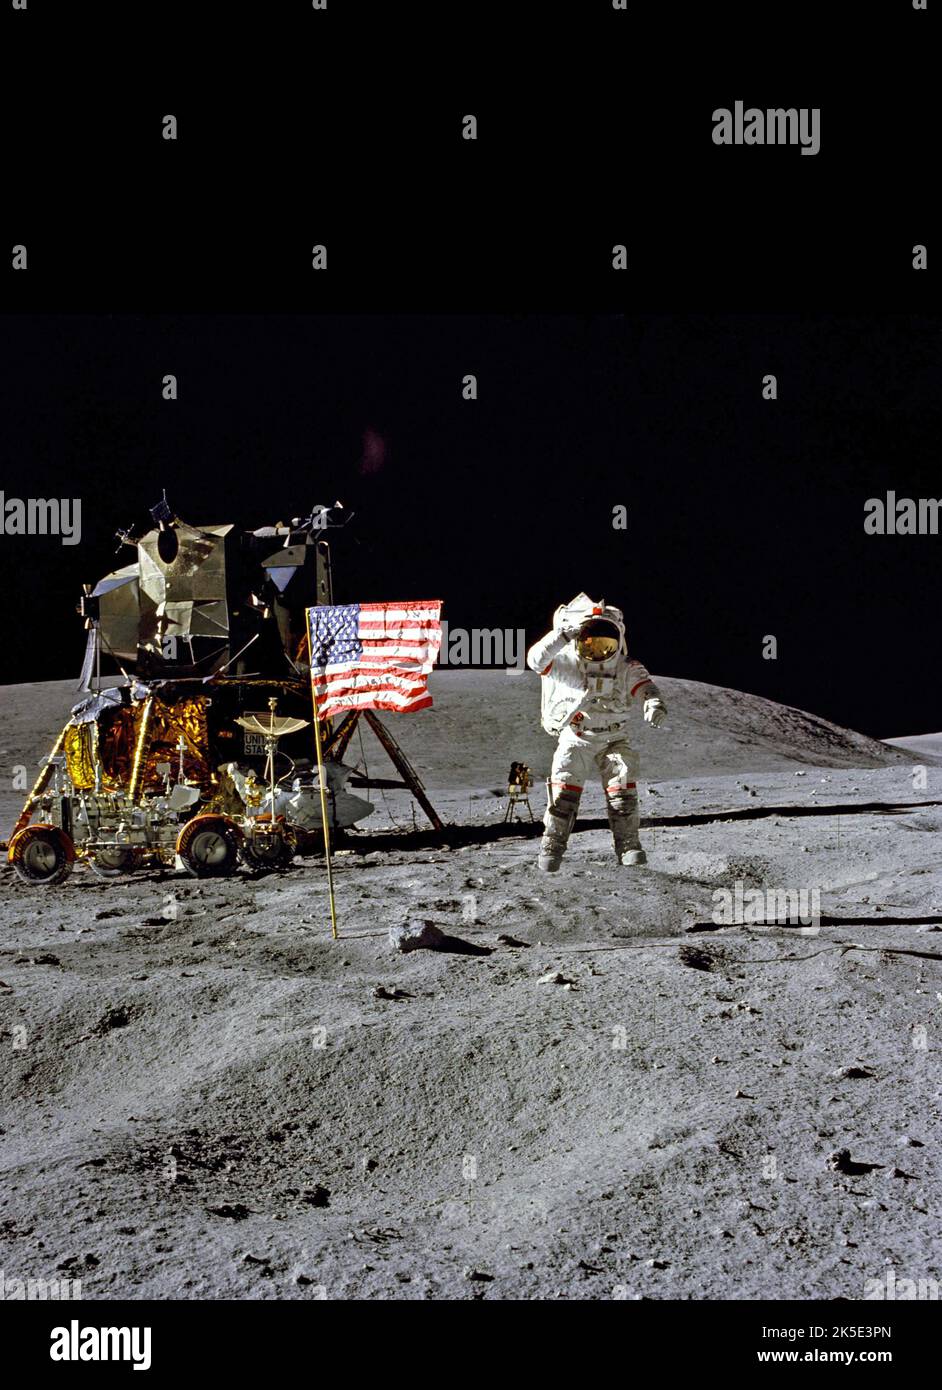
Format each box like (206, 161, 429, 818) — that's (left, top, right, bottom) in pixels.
(526, 593, 667, 872)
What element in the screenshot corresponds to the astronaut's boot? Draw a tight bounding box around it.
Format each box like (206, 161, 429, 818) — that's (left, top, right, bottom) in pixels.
(619, 847, 647, 866)
(538, 784, 582, 872)
(606, 783, 646, 866)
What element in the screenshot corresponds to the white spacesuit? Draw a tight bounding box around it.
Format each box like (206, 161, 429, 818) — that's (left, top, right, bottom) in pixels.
(526, 593, 667, 871)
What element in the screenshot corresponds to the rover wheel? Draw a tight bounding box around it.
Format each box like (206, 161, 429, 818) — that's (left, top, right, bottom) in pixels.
(88, 846, 139, 879)
(177, 817, 241, 878)
(241, 833, 295, 871)
(9, 826, 75, 887)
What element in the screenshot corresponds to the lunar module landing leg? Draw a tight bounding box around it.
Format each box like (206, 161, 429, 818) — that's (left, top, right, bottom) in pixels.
(322, 709, 443, 832)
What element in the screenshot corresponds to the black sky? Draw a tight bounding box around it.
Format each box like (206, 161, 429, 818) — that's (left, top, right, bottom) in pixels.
(0, 311, 938, 739)
(1, 1, 939, 740)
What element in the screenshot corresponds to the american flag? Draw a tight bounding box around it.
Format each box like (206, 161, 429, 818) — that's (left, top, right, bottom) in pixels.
(306, 600, 443, 719)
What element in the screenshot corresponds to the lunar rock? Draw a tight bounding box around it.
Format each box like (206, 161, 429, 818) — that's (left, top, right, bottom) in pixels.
(389, 920, 446, 953)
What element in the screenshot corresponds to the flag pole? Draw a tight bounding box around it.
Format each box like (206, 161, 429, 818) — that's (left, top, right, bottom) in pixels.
(310, 681, 339, 940)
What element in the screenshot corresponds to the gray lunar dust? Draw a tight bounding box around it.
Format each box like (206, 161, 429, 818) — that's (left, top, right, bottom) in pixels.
(0, 672, 940, 1300)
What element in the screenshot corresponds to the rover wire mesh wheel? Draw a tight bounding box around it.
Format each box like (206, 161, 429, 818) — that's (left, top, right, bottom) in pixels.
(241, 831, 295, 871)
(9, 826, 75, 886)
(87, 846, 140, 879)
(176, 817, 241, 879)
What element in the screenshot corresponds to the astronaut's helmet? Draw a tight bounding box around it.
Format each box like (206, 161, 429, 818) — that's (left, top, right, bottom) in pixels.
(576, 617, 621, 663)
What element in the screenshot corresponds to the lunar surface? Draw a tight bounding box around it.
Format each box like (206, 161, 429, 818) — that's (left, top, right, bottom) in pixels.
(1, 672, 940, 1300)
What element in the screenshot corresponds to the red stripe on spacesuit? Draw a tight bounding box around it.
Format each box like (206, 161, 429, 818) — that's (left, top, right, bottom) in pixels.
(630, 677, 652, 696)
(606, 782, 636, 790)
(549, 781, 583, 790)
(541, 662, 553, 675)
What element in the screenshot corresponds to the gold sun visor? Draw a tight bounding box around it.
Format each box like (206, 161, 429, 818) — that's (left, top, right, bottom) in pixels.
(577, 634, 619, 660)
(575, 618, 622, 662)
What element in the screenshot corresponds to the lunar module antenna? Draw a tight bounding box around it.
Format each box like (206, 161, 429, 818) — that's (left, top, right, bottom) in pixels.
(235, 699, 310, 814)
(114, 524, 137, 553)
(150, 491, 175, 526)
(303, 501, 355, 533)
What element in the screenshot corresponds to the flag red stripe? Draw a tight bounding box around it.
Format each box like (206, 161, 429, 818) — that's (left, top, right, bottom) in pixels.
(359, 636, 436, 647)
(317, 691, 433, 717)
(315, 678, 426, 693)
(315, 680, 428, 695)
(358, 620, 442, 629)
(318, 660, 426, 675)
(358, 601, 442, 613)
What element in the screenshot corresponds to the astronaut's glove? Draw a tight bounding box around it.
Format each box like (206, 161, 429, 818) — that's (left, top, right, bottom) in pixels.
(644, 698, 667, 728)
(555, 623, 583, 643)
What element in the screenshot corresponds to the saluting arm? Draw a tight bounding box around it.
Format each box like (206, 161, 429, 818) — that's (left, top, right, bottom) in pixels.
(527, 624, 579, 674)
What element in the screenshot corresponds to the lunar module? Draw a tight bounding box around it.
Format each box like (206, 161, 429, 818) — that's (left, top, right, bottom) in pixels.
(6, 498, 379, 886)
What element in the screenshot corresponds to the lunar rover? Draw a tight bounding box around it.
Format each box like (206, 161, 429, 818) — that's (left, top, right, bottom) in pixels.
(7, 686, 367, 886)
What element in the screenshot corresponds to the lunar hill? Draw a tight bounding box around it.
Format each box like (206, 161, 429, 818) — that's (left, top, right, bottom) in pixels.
(0, 670, 922, 838)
